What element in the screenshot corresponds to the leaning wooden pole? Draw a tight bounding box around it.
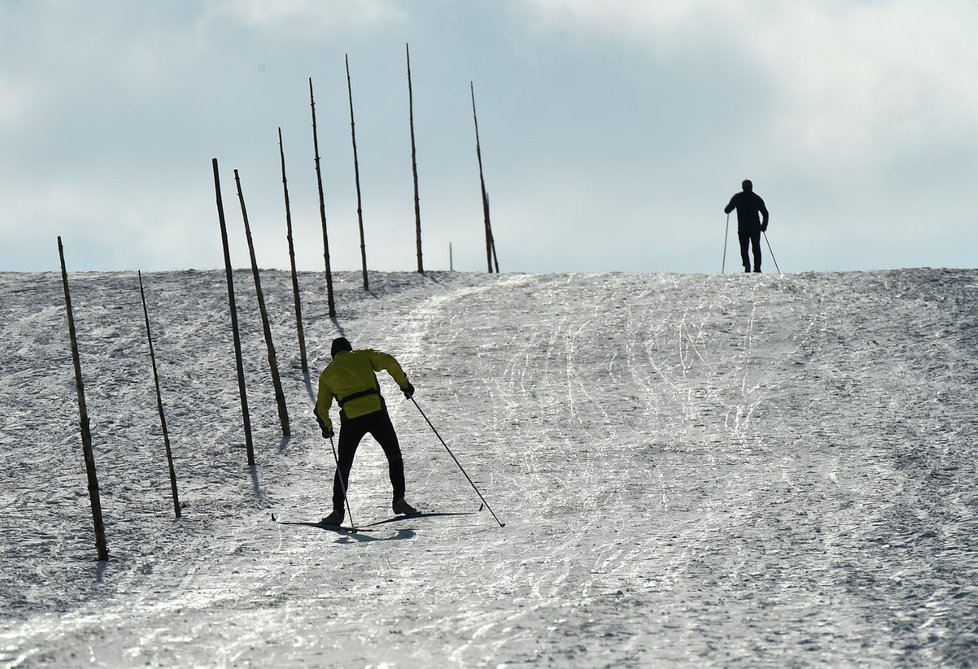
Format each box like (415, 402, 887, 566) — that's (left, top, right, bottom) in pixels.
(212, 158, 255, 466)
(278, 127, 309, 375)
(346, 55, 369, 291)
(470, 81, 497, 273)
(487, 191, 499, 273)
(309, 78, 336, 317)
(234, 169, 290, 438)
(137, 271, 181, 519)
(406, 43, 423, 273)
(58, 236, 109, 561)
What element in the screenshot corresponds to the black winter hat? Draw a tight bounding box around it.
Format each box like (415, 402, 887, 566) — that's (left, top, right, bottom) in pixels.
(331, 337, 352, 358)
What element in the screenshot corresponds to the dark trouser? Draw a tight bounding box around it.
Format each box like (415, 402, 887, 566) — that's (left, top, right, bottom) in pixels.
(332, 410, 405, 510)
(739, 229, 762, 272)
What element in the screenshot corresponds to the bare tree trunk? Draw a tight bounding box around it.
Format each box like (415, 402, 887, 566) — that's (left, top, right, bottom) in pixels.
(137, 271, 182, 519)
(212, 158, 255, 465)
(406, 43, 423, 273)
(278, 128, 308, 375)
(57, 236, 109, 560)
(309, 78, 336, 317)
(234, 169, 290, 438)
(346, 55, 369, 291)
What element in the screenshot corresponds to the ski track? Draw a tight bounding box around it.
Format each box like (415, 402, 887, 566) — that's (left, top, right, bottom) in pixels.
(1, 268, 977, 667)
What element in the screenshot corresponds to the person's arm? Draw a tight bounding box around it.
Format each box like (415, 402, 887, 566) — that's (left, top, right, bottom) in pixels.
(314, 374, 335, 436)
(760, 198, 769, 230)
(724, 194, 738, 215)
(367, 349, 409, 387)
(366, 349, 411, 393)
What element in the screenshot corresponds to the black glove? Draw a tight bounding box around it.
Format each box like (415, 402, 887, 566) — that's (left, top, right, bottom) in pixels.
(761, 224, 768, 232)
(322, 426, 335, 439)
(401, 383, 415, 399)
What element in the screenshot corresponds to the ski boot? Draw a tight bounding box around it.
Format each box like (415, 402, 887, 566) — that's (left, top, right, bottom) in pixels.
(392, 497, 419, 516)
(321, 508, 344, 526)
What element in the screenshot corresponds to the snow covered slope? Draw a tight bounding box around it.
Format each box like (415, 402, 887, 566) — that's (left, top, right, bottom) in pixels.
(1, 268, 976, 667)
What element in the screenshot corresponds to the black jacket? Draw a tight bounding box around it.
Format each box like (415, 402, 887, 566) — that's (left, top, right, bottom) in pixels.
(725, 191, 769, 233)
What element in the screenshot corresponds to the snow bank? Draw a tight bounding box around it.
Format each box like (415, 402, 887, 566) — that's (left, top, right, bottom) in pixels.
(1, 268, 976, 667)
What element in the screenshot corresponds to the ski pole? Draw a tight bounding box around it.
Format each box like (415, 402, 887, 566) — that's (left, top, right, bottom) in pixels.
(722, 213, 730, 274)
(328, 435, 357, 531)
(763, 231, 781, 275)
(410, 397, 506, 527)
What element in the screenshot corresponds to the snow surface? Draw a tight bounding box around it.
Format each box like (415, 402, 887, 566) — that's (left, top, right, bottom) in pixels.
(1, 268, 977, 668)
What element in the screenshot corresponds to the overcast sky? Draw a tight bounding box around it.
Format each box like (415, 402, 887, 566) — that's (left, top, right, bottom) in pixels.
(2, 0, 976, 274)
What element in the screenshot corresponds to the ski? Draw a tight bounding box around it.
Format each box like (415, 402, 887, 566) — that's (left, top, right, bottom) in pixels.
(271, 513, 375, 534)
(271, 510, 477, 532)
(363, 511, 476, 527)
(286, 521, 375, 534)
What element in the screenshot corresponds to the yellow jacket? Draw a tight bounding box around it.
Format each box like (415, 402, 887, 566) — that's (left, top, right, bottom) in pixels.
(315, 349, 409, 432)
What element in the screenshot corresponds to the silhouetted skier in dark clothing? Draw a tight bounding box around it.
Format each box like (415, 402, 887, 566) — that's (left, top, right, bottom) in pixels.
(724, 180, 769, 273)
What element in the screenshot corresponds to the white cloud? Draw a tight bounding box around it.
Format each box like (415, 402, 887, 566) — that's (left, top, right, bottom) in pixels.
(753, 2, 978, 165)
(201, 0, 407, 36)
(0, 71, 32, 131)
(522, 0, 978, 167)
(524, 0, 733, 40)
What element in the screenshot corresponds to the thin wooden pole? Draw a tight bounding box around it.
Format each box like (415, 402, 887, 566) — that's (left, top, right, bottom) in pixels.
(470, 82, 498, 273)
(486, 191, 499, 272)
(234, 169, 290, 438)
(406, 43, 423, 273)
(137, 271, 181, 519)
(57, 236, 109, 561)
(212, 158, 255, 466)
(346, 54, 369, 292)
(278, 127, 308, 375)
(309, 78, 336, 317)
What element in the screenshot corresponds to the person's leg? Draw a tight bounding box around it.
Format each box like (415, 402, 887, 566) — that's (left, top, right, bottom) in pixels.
(751, 231, 763, 272)
(738, 230, 751, 272)
(366, 411, 406, 503)
(333, 418, 368, 510)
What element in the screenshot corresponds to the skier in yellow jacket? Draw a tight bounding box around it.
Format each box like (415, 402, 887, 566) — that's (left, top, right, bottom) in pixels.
(315, 337, 418, 526)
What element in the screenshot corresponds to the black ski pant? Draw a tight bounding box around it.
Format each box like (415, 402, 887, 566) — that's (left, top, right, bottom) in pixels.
(739, 228, 762, 272)
(332, 409, 405, 510)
